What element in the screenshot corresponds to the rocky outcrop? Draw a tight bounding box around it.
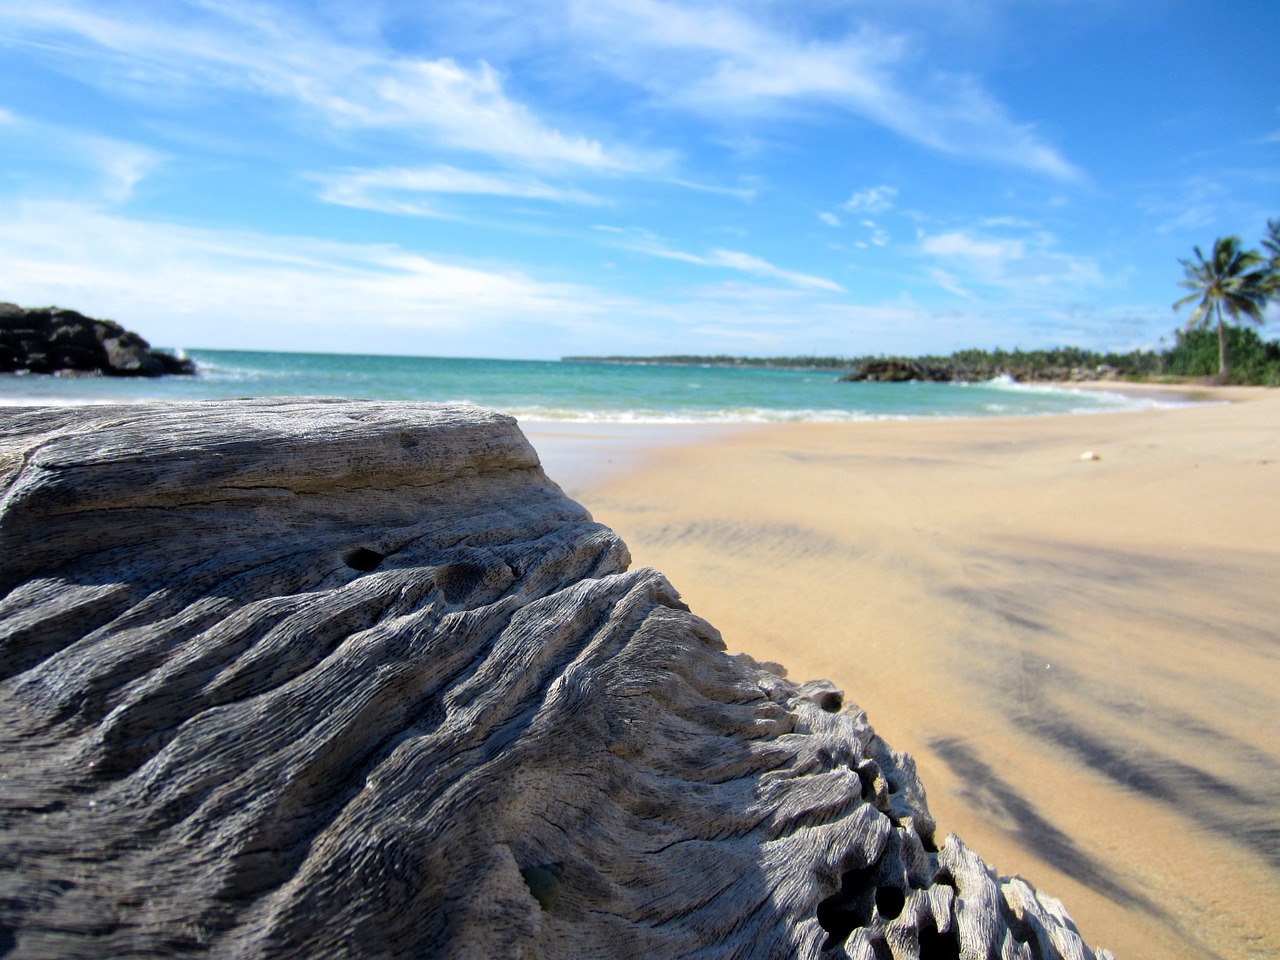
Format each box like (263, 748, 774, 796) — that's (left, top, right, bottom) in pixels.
(839, 357, 1120, 384)
(840, 359, 946, 383)
(0, 399, 1111, 959)
(0, 303, 195, 377)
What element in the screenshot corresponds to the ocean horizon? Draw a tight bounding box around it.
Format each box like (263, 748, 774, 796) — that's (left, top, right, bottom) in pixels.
(0, 348, 1185, 424)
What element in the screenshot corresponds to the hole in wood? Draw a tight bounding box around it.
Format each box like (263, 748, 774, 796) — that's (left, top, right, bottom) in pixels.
(817, 862, 876, 949)
(437, 562, 486, 603)
(520, 863, 563, 912)
(343, 547, 384, 573)
(875, 885, 905, 920)
(816, 691, 843, 713)
(918, 922, 962, 960)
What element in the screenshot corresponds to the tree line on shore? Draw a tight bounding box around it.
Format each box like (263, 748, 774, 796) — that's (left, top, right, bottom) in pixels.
(570, 327, 1280, 385)
(837, 327, 1280, 385)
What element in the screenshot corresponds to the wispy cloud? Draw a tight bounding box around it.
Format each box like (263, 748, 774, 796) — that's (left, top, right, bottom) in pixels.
(921, 226, 1101, 294)
(566, 0, 1079, 180)
(1137, 176, 1231, 235)
(316, 165, 606, 217)
(924, 231, 1027, 265)
(597, 225, 843, 291)
(368, 58, 660, 171)
(0, 2, 659, 173)
(665, 177, 759, 201)
(927, 266, 976, 300)
(0, 198, 1158, 359)
(0, 107, 161, 202)
(0, 199, 885, 358)
(842, 185, 898, 214)
(818, 211, 840, 227)
(0, 199, 612, 353)
(860, 221, 890, 248)
(84, 138, 159, 202)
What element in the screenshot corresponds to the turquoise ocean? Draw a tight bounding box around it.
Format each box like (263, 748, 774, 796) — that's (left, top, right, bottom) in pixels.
(0, 349, 1178, 422)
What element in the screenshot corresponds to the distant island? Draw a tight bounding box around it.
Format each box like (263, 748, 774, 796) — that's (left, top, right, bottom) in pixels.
(567, 326, 1280, 386)
(1, 302, 196, 378)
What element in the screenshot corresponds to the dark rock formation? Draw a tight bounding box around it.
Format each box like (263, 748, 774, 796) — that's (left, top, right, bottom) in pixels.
(839, 359, 952, 383)
(0, 399, 1112, 959)
(0, 303, 195, 377)
(839, 357, 1120, 384)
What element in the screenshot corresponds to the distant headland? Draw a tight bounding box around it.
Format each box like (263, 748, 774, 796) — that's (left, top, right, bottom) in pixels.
(1, 302, 196, 378)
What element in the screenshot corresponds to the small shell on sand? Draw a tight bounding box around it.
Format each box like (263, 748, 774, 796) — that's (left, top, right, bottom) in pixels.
(1081, 451, 1101, 461)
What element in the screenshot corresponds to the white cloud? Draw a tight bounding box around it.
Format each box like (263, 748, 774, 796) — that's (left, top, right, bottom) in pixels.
(670, 283, 1014, 356)
(566, 0, 1079, 180)
(0, 107, 161, 202)
(83, 138, 160, 202)
(316, 165, 605, 217)
(927, 267, 976, 300)
(666, 177, 759, 201)
(0, 199, 1153, 360)
(842, 185, 898, 214)
(0, 200, 927, 359)
(598, 226, 843, 291)
(0, 199, 612, 353)
(0, 2, 657, 173)
(921, 227, 1102, 294)
(699, 249, 842, 291)
(818, 211, 841, 227)
(923, 231, 1025, 266)
(857, 220, 890, 246)
(1137, 176, 1233, 235)
(369, 59, 658, 171)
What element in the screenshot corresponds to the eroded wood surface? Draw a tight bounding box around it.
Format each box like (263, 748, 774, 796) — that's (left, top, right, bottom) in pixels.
(0, 399, 1111, 959)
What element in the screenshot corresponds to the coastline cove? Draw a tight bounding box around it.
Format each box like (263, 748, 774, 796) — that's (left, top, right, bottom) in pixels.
(0, 349, 1187, 423)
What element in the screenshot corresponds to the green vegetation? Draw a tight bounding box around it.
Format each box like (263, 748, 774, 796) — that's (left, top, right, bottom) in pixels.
(1263, 219, 1280, 300)
(1162, 326, 1280, 386)
(1173, 234, 1270, 382)
(567, 332, 1280, 385)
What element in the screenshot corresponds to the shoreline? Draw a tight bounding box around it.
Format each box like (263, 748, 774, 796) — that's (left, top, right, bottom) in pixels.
(1064, 378, 1270, 404)
(531, 380, 1254, 499)
(573, 386, 1280, 960)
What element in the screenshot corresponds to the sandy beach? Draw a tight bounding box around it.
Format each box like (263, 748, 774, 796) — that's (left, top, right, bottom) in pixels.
(559, 385, 1279, 960)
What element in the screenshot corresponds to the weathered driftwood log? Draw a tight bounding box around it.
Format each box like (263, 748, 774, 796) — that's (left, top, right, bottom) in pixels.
(0, 399, 1111, 960)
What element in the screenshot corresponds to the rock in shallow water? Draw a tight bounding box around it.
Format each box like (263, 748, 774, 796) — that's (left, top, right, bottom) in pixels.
(0, 303, 195, 377)
(0, 399, 1112, 959)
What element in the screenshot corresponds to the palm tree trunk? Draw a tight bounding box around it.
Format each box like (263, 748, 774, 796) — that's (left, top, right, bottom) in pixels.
(1217, 311, 1229, 383)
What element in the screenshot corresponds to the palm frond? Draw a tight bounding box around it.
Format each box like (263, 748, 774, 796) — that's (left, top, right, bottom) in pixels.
(1172, 234, 1271, 369)
(1262, 218, 1280, 259)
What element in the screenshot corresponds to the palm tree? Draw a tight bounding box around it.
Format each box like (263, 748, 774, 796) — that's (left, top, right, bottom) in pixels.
(1262, 218, 1280, 301)
(1173, 236, 1268, 382)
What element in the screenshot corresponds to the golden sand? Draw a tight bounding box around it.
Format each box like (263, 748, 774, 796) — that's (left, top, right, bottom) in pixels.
(571, 386, 1280, 960)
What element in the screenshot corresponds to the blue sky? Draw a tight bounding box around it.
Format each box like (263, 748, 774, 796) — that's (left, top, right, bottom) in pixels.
(1, 0, 1277, 359)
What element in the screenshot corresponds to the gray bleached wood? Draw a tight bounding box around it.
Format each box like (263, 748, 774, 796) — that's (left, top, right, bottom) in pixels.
(0, 398, 1112, 959)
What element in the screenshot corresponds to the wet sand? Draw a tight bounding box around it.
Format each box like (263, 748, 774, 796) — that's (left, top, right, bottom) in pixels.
(561, 386, 1280, 960)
